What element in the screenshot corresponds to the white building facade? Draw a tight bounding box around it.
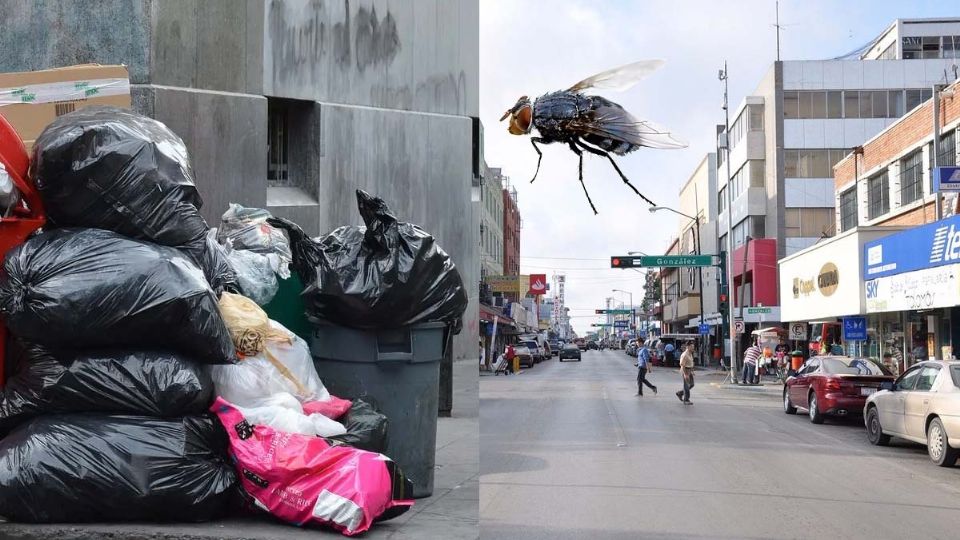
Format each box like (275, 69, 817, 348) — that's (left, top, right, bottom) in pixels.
(718, 18, 960, 260)
(480, 164, 505, 279)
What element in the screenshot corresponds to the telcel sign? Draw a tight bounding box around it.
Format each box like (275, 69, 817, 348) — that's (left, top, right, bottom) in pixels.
(864, 214, 960, 279)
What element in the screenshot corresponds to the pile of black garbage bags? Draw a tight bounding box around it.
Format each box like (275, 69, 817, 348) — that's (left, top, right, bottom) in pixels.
(0, 106, 468, 533)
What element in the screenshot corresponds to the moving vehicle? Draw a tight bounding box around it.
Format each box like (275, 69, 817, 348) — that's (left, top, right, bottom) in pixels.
(587, 340, 599, 350)
(513, 345, 535, 368)
(625, 340, 638, 357)
(864, 360, 960, 466)
(559, 343, 582, 362)
(783, 356, 894, 424)
(548, 339, 560, 356)
(575, 338, 587, 351)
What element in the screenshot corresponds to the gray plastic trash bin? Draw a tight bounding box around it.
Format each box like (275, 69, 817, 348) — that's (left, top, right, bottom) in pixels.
(310, 321, 446, 498)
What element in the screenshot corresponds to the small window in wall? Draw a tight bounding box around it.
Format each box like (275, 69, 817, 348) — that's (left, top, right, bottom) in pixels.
(840, 188, 857, 232)
(785, 208, 835, 237)
(868, 171, 890, 220)
(267, 100, 289, 185)
(783, 91, 799, 119)
(826, 91, 843, 119)
(900, 149, 924, 205)
(266, 98, 320, 203)
(902, 36, 921, 59)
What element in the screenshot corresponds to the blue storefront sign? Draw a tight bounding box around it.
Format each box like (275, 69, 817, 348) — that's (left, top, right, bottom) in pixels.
(698, 323, 709, 335)
(843, 316, 867, 341)
(863, 214, 960, 279)
(934, 166, 960, 192)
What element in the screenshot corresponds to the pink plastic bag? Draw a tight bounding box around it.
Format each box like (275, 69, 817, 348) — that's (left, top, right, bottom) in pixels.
(303, 395, 353, 419)
(212, 397, 413, 536)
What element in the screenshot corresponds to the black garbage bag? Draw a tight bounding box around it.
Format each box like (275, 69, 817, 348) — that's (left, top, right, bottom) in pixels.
(0, 344, 214, 435)
(0, 228, 236, 364)
(0, 414, 236, 523)
(30, 106, 234, 292)
(327, 399, 389, 453)
(268, 190, 468, 331)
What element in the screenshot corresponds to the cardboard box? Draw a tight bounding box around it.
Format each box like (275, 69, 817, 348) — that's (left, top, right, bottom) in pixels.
(0, 64, 131, 151)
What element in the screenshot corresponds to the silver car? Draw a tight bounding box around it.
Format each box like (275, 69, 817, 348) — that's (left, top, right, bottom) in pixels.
(864, 360, 960, 466)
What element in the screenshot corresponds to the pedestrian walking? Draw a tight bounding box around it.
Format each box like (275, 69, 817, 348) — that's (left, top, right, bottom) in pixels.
(742, 339, 761, 384)
(636, 344, 658, 396)
(676, 342, 695, 404)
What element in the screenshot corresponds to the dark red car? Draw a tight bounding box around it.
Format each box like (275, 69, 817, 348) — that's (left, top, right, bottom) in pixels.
(783, 356, 894, 424)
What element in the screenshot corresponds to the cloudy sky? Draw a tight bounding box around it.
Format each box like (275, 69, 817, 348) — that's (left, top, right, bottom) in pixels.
(479, 0, 959, 335)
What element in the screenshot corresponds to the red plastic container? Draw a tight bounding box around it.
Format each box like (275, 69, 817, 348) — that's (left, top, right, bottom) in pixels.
(0, 113, 46, 387)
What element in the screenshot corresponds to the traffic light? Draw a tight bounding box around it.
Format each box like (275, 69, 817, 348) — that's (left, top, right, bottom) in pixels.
(610, 256, 637, 268)
(718, 290, 729, 314)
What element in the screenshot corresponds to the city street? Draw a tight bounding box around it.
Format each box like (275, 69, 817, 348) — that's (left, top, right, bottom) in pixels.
(480, 349, 960, 539)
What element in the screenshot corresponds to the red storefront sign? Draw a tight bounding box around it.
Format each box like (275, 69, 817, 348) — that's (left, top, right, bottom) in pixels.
(528, 274, 547, 296)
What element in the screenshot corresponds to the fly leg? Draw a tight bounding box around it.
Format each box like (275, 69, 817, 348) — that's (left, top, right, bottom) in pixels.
(568, 141, 598, 215)
(530, 137, 547, 183)
(575, 139, 656, 207)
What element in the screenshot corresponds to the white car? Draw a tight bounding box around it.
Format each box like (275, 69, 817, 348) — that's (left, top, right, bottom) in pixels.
(864, 360, 960, 466)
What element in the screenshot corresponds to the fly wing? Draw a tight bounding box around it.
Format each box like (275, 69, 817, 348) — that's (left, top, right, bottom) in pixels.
(567, 59, 665, 93)
(575, 105, 687, 150)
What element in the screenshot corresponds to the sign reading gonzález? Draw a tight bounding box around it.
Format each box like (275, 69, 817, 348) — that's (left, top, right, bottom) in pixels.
(792, 262, 839, 298)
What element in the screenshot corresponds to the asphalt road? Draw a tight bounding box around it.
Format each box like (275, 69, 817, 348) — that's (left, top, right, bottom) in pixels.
(480, 349, 960, 540)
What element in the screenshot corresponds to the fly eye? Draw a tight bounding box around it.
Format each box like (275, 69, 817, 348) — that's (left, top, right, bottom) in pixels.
(516, 106, 532, 131)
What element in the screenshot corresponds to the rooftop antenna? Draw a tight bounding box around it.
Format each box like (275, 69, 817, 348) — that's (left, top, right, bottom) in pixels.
(774, 0, 782, 61)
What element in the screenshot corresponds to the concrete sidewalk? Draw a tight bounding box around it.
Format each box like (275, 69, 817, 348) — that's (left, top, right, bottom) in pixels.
(0, 361, 479, 540)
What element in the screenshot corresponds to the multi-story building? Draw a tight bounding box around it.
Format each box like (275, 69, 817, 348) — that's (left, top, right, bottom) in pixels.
(667, 154, 720, 334)
(779, 76, 960, 374)
(503, 181, 521, 275)
(718, 17, 960, 326)
(480, 164, 505, 279)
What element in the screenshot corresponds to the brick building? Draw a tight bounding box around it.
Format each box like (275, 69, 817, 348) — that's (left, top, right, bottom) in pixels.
(502, 182, 520, 276)
(834, 78, 960, 228)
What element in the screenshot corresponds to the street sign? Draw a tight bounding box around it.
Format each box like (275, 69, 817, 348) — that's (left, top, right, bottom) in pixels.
(611, 255, 716, 268)
(596, 309, 633, 315)
(614, 320, 629, 328)
(789, 322, 808, 341)
(591, 323, 612, 327)
(698, 323, 709, 335)
(746, 307, 772, 314)
(934, 166, 960, 192)
(842, 316, 867, 341)
(734, 319, 745, 335)
(639, 255, 715, 267)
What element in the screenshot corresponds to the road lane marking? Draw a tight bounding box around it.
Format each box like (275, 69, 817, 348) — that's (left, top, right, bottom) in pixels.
(602, 386, 628, 448)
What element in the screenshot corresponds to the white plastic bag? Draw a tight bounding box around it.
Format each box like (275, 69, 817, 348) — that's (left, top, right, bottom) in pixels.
(227, 249, 279, 305)
(236, 393, 346, 437)
(210, 319, 332, 405)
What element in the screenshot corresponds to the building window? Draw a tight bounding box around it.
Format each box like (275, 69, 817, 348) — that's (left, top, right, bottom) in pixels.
(938, 129, 957, 167)
(827, 91, 843, 118)
(945, 36, 960, 59)
(867, 171, 890, 219)
(718, 186, 726, 212)
(900, 150, 924, 205)
(750, 160, 765, 187)
(840, 188, 857, 232)
(267, 100, 289, 185)
(749, 104, 764, 130)
(784, 149, 848, 178)
(783, 91, 799, 119)
(785, 208, 835, 238)
(905, 89, 933, 112)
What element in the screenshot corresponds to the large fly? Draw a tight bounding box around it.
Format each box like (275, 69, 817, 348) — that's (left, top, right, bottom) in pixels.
(500, 59, 687, 214)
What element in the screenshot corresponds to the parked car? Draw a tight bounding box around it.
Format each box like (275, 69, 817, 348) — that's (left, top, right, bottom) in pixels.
(655, 334, 701, 366)
(513, 345, 535, 368)
(520, 340, 543, 364)
(864, 360, 960, 466)
(548, 340, 560, 356)
(783, 356, 894, 424)
(559, 343, 582, 362)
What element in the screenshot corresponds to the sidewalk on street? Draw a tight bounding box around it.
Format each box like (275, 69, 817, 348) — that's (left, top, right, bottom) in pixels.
(0, 360, 480, 540)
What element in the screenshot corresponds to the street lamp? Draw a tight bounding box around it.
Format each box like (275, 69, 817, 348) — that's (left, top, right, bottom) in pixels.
(649, 205, 706, 365)
(612, 289, 634, 339)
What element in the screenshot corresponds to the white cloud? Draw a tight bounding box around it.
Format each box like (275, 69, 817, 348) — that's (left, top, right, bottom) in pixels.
(480, 0, 959, 334)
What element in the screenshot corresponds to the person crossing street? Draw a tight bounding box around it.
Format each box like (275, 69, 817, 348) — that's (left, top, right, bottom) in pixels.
(636, 344, 658, 396)
(676, 342, 696, 404)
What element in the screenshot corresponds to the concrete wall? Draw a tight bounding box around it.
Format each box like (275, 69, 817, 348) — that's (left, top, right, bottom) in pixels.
(0, 0, 480, 362)
(263, 0, 479, 117)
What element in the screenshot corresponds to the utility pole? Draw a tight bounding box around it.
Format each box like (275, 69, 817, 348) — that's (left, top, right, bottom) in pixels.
(720, 62, 738, 383)
(934, 83, 943, 220)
